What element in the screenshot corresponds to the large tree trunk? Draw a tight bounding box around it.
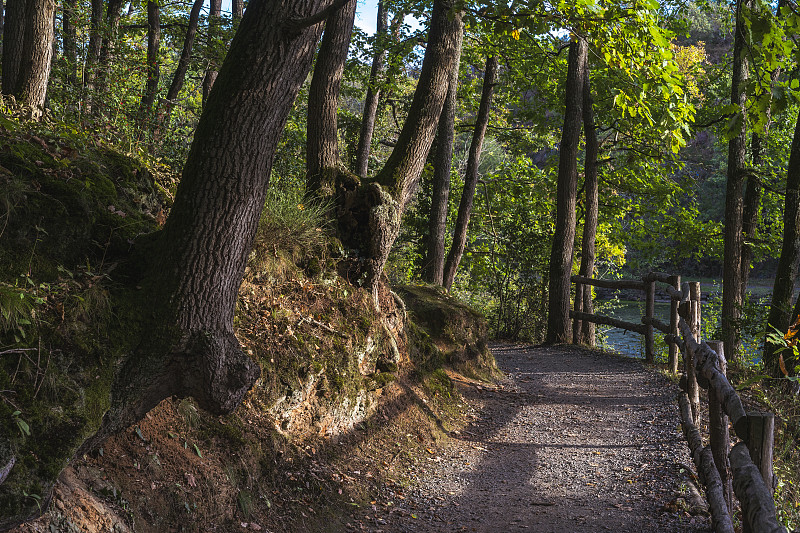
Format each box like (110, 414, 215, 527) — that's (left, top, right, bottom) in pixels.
(577, 68, 598, 346)
(1, 0, 333, 528)
(764, 113, 800, 375)
(62, 0, 78, 86)
(336, 0, 462, 299)
(422, 44, 462, 285)
(545, 36, 587, 344)
(722, 0, 751, 360)
(1, 0, 25, 96)
(2, 0, 55, 112)
(354, 0, 388, 178)
(90, 0, 332, 441)
(202, 0, 223, 104)
(305, 0, 357, 197)
(137, 0, 160, 133)
(441, 54, 497, 290)
(155, 0, 204, 136)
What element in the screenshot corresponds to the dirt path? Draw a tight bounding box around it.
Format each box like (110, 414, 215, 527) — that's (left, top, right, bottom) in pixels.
(370, 343, 712, 532)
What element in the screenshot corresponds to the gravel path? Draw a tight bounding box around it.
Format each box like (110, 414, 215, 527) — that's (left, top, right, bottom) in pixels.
(372, 343, 712, 532)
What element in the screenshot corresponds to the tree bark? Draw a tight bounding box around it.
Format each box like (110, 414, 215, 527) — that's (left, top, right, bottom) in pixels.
(422, 43, 462, 285)
(305, 0, 357, 197)
(137, 0, 160, 132)
(62, 0, 78, 85)
(233, 0, 244, 18)
(83, 0, 104, 102)
(156, 0, 204, 135)
(202, 0, 223, 105)
(578, 67, 598, 346)
(89, 0, 331, 441)
(545, 35, 587, 344)
(722, 0, 750, 360)
(95, 0, 126, 101)
(3, 0, 55, 112)
(354, 0, 388, 178)
(741, 134, 763, 302)
(442, 54, 497, 290)
(1, 0, 25, 96)
(336, 0, 462, 299)
(764, 112, 800, 375)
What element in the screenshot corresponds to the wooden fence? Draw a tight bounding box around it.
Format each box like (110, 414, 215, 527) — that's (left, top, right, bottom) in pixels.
(570, 272, 787, 533)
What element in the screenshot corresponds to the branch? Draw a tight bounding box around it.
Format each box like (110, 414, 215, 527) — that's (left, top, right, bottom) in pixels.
(285, 0, 355, 33)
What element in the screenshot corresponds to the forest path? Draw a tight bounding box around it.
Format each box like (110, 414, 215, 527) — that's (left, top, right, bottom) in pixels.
(373, 343, 712, 532)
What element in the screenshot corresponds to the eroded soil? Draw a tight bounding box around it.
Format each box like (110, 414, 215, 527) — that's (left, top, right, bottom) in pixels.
(365, 343, 712, 532)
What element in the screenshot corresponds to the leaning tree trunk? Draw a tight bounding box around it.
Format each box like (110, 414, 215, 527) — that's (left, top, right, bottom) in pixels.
(305, 0, 357, 197)
(764, 111, 800, 376)
(545, 35, 587, 344)
(137, 0, 160, 133)
(577, 67, 598, 346)
(2, 0, 334, 528)
(202, 0, 223, 104)
(423, 44, 462, 285)
(155, 0, 204, 137)
(354, 0, 388, 178)
(441, 54, 497, 290)
(11, 0, 55, 112)
(1, 0, 25, 96)
(722, 0, 751, 360)
(336, 0, 463, 301)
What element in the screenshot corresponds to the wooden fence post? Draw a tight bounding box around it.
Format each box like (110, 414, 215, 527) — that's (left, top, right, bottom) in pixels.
(706, 340, 732, 512)
(689, 282, 701, 341)
(669, 274, 681, 374)
(573, 281, 583, 345)
(644, 277, 655, 363)
(686, 282, 701, 423)
(747, 412, 776, 494)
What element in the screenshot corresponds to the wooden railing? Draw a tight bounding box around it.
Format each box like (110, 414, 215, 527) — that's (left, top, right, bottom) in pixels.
(571, 273, 787, 533)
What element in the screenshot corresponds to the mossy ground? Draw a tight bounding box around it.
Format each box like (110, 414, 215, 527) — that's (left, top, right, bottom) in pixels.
(0, 110, 498, 531)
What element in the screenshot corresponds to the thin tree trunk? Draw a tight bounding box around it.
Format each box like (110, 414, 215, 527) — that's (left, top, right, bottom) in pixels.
(62, 0, 78, 85)
(354, 0, 388, 178)
(233, 0, 244, 18)
(764, 113, 800, 375)
(13, 0, 55, 112)
(305, 0, 357, 197)
(423, 43, 462, 285)
(578, 67, 598, 346)
(202, 0, 222, 104)
(722, 0, 751, 359)
(137, 0, 160, 132)
(741, 134, 763, 301)
(95, 0, 125, 101)
(442, 54, 498, 290)
(545, 35, 587, 344)
(156, 0, 204, 136)
(83, 0, 104, 103)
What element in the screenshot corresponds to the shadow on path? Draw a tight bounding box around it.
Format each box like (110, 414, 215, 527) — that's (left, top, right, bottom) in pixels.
(379, 343, 711, 533)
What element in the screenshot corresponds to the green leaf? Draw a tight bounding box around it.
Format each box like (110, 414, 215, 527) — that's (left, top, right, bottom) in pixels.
(193, 443, 202, 458)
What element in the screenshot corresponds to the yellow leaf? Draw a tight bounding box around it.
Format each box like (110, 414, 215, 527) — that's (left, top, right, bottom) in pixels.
(779, 354, 789, 377)
(512, 29, 520, 40)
